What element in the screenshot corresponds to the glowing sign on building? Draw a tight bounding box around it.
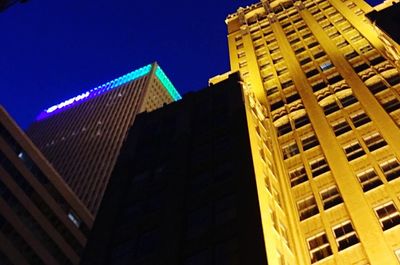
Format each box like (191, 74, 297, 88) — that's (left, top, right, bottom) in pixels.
(36, 64, 181, 121)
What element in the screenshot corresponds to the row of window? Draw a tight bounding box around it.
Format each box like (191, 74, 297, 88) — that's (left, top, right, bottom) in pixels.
(307, 219, 358, 263)
(282, 134, 319, 160)
(306, 200, 400, 263)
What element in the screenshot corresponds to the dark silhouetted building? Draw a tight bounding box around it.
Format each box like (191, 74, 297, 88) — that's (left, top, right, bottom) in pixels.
(80, 73, 268, 265)
(27, 63, 181, 214)
(0, 106, 93, 265)
(366, 1, 400, 67)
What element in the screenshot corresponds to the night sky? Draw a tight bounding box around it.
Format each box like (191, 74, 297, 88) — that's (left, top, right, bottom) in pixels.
(1, 0, 381, 129)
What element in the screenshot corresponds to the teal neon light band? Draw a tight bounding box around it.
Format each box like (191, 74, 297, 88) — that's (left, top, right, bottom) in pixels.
(155, 66, 182, 101)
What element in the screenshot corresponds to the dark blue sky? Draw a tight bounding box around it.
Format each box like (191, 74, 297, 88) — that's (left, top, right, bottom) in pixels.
(1, 0, 381, 129)
(1, 0, 256, 128)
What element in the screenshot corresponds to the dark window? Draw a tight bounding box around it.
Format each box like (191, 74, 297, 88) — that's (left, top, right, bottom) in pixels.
(320, 186, 343, 209)
(266, 86, 279, 95)
(286, 93, 300, 103)
(353, 63, 369, 72)
(357, 168, 382, 192)
(277, 122, 292, 136)
(332, 120, 352, 136)
(298, 196, 319, 220)
(295, 47, 306, 54)
(289, 166, 308, 187)
(302, 134, 319, 150)
(308, 42, 318, 48)
(351, 112, 371, 127)
(294, 115, 310, 128)
(375, 202, 400, 230)
(314, 51, 326, 59)
(363, 133, 387, 152)
(310, 157, 330, 177)
(380, 158, 400, 181)
(343, 141, 365, 161)
(307, 233, 332, 263)
(370, 56, 385, 65)
(386, 74, 400, 86)
(271, 100, 285, 111)
(339, 94, 358, 107)
(328, 74, 343, 85)
(345, 51, 358, 60)
(382, 98, 400, 113)
(300, 57, 312, 65)
(312, 81, 326, 92)
(323, 102, 340, 115)
(306, 69, 320, 78)
(333, 221, 359, 250)
(367, 81, 386, 94)
(282, 80, 294, 88)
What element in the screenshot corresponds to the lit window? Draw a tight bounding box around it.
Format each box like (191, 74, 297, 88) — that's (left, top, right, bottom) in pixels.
(320, 186, 342, 209)
(320, 61, 333, 71)
(297, 195, 319, 220)
(379, 158, 400, 181)
(375, 202, 400, 230)
(289, 166, 308, 187)
(363, 132, 387, 152)
(356, 168, 382, 192)
(307, 232, 332, 263)
(343, 141, 365, 161)
(68, 211, 81, 228)
(332, 221, 359, 250)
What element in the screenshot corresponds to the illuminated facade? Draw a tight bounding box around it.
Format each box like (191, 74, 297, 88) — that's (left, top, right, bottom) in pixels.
(226, 0, 400, 264)
(27, 62, 181, 214)
(0, 106, 93, 265)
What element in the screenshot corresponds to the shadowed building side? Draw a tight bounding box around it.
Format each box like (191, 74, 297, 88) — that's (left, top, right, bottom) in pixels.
(0, 105, 93, 265)
(80, 73, 269, 265)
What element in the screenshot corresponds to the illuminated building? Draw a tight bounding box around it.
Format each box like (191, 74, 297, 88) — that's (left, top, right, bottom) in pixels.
(80, 73, 268, 265)
(0, 106, 93, 265)
(226, 0, 400, 264)
(27, 62, 181, 214)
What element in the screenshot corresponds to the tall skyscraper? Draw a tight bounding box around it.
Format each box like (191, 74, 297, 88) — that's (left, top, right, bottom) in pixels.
(0, 106, 93, 265)
(226, 0, 400, 264)
(27, 62, 181, 214)
(80, 73, 269, 265)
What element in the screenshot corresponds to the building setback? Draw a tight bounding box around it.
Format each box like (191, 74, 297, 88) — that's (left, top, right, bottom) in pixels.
(27, 63, 181, 214)
(0, 106, 93, 265)
(80, 73, 268, 265)
(226, 0, 400, 264)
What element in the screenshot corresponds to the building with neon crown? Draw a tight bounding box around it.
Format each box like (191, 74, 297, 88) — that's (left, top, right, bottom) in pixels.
(27, 62, 181, 215)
